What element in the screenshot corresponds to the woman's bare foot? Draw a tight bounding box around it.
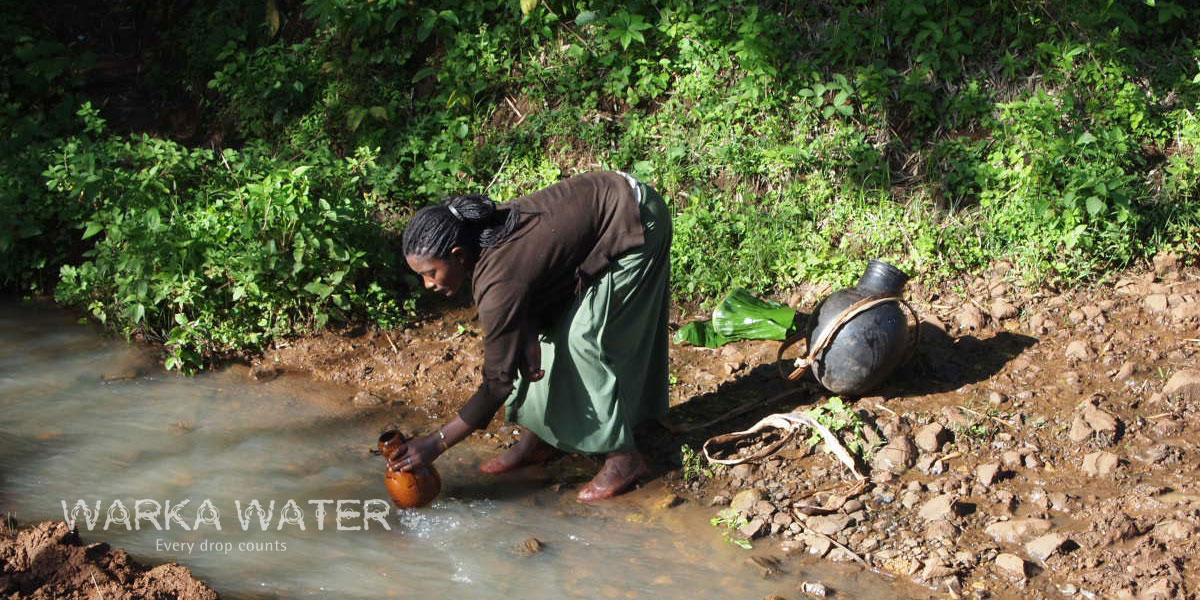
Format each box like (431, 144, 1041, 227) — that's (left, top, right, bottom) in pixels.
(576, 450, 648, 502)
(479, 428, 560, 474)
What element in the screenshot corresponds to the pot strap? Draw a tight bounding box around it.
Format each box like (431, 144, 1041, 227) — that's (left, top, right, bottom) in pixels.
(776, 295, 921, 382)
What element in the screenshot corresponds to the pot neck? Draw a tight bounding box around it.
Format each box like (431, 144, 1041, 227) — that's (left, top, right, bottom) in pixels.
(856, 259, 908, 297)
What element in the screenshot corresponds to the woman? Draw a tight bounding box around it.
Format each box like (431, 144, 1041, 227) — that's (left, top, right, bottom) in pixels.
(387, 171, 672, 502)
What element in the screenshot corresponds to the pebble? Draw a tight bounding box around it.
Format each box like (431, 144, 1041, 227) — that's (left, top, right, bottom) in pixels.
(914, 423, 950, 453)
(995, 553, 1028, 579)
(989, 391, 1007, 405)
(1171, 302, 1200, 322)
(1163, 370, 1200, 401)
(1113, 361, 1137, 381)
(1144, 294, 1169, 313)
(957, 304, 986, 331)
(731, 489, 763, 515)
(1065, 340, 1092, 361)
(872, 436, 916, 474)
(977, 462, 1002, 487)
(1082, 451, 1119, 477)
(247, 363, 279, 382)
(801, 581, 828, 597)
(918, 494, 960, 522)
(991, 298, 1019, 320)
(984, 518, 1052, 543)
(1026, 532, 1068, 562)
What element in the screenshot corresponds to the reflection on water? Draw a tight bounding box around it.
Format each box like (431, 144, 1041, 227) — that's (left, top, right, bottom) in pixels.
(0, 301, 920, 599)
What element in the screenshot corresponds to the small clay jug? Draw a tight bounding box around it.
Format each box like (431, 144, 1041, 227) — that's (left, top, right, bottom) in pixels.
(377, 429, 441, 509)
(804, 259, 916, 395)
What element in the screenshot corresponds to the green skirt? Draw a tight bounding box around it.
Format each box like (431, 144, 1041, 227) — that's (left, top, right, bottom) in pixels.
(504, 179, 671, 454)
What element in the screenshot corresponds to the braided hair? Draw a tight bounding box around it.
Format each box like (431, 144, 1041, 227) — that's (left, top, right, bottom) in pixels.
(402, 194, 520, 258)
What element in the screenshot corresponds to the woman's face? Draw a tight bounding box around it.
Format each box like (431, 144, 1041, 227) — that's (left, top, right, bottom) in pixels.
(406, 248, 469, 297)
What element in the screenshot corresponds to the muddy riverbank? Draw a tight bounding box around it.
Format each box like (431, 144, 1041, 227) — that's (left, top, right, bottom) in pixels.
(257, 253, 1200, 600)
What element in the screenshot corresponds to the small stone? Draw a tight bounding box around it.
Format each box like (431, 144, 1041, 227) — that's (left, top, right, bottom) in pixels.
(1163, 370, 1200, 401)
(984, 518, 1053, 543)
(352, 391, 387, 407)
(807, 514, 852, 536)
(730, 464, 755, 480)
(1171, 302, 1200, 322)
(1001, 450, 1023, 467)
(1081, 305, 1103, 320)
(739, 518, 767, 539)
(995, 553, 1027, 579)
(991, 298, 1019, 320)
(988, 391, 1007, 406)
(1139, 577, 1175, 600)
(918, 494, 960, 522)
(1081, 404, 1120, 443)
(1114, 361, 1137, 381)
(1144, 294, 1169, 313)
(1068, 413, 1093, 443)
(731, 489, 764, 515)
(801, 581, 828, 597)
(914, 423, 950, 453)
(710, 495, 730, 507)
(805, 536, 832, 557)
(957, 304, 985, 331)
(1082, 451, 1119, 477)
(977, 462, 1001, 487)
(516, 537, 544, 555)
(1151, 520, 1195, 542)
(1065, 340, 1091, 361)
(925, 520, 959, 542)
(1153, 251, 1179, 275)
(872, 436, 916, 474)
(1025, 533, 1068, 562)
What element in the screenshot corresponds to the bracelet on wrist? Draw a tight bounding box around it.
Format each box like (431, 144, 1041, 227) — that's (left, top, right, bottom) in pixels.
(436, 428, 449, 452)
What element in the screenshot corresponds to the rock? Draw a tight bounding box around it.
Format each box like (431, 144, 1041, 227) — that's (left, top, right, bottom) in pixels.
(1068, 413, 1094, 443)
(1114, 361, 1137, 381)
(988, 391, 1007, 405)
(1082, 451, 1119, 476)
(710, 495, 730, 507)
(807, 514, 852, 536)
(991, 298, 1019, 320)
(941, 406, 974, 429)
(352, 391, 387, 407)
(1025, 533, 1068, 562)
(1065, 340, 1091, 361)
(754, 500, 776, 518)
(976, 462, 1001, 487)
(730, 464, 755, 480)
(924, 520, 959, 542)
(1139, 578, 1175, 600)
(804, 536, 832, 557)
(739, 518, 767, 539)
(516, 537, 544, 555)
(101, 368, 139, 382)
(984, 518, 1053, 543)
(1153, 250, 1179, 274)
(1001, 450, 1023, 467)
(872, 436, 916, 474)
(914, 423, 950, 453)
(801, 581, 828, 597)
(995, 553, 1027, 579)
(1144, 294, 1169, 313)
(1082, 305, 1103, 320)
(1172, 302, 1200, 322)
(1151, 520, 1195, 542)
(730, 489, 763, 515)
(957, 304, 986, 331)
(1163, 370, 1200, 401)
(918, 494, 960, 522)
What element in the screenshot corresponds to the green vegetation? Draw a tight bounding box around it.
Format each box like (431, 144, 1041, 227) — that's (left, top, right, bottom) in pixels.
(710, 508, 753, 549)
(805, 396, 877, 460)
(2, 0, 1199, 370)
(679, 443, 713, 484)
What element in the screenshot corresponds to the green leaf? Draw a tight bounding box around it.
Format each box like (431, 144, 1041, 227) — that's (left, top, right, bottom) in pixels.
(291, 165, 312, 178)
(576, 11, 598, 26)
(82, 222, 103, 239)
(1076, 131, 1097, 145)
(368, 106, 388, 120)
(1085, 196, 1105, 216)
(314, 311, 329, 329)
(304, 280, 334, 298)
(520, 0, 537, 15)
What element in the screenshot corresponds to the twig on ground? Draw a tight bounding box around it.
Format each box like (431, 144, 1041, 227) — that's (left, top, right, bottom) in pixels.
(957, 405, 1018, 429)
(383, 331, 399, 355)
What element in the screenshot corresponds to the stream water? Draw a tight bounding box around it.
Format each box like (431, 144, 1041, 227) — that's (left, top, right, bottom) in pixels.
(0, 301, 921, 599)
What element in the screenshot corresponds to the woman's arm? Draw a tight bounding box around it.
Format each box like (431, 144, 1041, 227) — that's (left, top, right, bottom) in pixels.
(386, 415, 475, 473)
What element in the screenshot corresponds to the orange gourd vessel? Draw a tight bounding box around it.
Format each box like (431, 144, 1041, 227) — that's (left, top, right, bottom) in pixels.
(377, 430, 441, 508)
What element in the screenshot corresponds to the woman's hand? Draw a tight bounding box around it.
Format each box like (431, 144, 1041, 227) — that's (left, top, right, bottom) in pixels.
(387, 433, 443, 473)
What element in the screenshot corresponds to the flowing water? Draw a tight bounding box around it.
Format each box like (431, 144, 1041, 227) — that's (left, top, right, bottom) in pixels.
(0, 301, 921, 599)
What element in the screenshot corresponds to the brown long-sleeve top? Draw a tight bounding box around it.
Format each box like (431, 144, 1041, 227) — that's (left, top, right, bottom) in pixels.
(457, 171, 646, 429)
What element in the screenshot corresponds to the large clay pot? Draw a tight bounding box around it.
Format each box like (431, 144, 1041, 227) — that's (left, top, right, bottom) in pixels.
(805, 259, 914, 395)
(378, 430, 441, 509)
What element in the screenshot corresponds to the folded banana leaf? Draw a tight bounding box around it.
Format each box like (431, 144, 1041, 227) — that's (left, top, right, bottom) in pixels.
(674, 288, 796, 348)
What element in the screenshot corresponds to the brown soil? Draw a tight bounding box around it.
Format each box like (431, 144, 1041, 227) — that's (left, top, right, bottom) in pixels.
(0, 520, 217, 599)
(255, 251, 1200, 600)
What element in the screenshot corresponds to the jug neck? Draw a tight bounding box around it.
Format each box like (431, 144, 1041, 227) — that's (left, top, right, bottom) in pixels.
(856, 259, 908, 297)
